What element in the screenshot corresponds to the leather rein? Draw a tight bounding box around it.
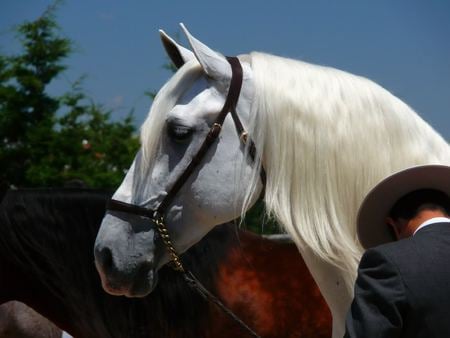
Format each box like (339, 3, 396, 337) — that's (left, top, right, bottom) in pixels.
(107, 56, 263, 338)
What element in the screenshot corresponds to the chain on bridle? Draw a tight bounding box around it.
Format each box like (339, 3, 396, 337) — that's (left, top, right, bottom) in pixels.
(107, 56, 264, 338)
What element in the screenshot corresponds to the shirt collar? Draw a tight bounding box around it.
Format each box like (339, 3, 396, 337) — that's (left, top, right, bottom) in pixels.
(413, 217, 450, 235)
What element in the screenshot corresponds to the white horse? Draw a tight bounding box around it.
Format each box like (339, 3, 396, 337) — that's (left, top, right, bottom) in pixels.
(94, 24, 450, 337)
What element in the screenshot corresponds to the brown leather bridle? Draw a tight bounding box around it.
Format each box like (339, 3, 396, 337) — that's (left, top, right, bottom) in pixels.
(107, 56, 265, 270)
(106, 57, 264, 337)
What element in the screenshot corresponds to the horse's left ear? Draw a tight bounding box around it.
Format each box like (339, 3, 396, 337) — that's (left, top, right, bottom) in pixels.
(159, 30, 194, 69)
(180, 23, 231, 81)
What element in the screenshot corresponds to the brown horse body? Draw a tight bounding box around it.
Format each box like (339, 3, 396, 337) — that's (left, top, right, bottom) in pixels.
(0, 189, 330, 337)
(215, 232, 331, 337)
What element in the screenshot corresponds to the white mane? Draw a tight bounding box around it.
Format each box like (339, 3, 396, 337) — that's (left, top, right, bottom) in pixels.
(243, 52, 450, 292)
(138, 50, 449, 294)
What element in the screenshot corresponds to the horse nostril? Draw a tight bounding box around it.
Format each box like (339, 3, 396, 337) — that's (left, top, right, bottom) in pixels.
(95, 246, 114, 273)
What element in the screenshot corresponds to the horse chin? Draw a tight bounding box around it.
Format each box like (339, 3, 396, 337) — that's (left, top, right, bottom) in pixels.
(125, 271, 159, 298)
(99, 266, 159, 298)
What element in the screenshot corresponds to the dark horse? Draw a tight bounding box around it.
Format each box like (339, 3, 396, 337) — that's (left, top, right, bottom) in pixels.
(0, 188, 330, 337)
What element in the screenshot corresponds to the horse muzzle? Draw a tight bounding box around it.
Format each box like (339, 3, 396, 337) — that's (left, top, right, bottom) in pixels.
(94, 214, 158, 297)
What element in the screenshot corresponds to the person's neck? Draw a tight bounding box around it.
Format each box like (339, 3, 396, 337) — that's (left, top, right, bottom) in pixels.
(408, 210, 449, 235)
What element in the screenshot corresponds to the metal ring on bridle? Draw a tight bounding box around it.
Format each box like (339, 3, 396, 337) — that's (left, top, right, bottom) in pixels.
(240, 131, 248, 144)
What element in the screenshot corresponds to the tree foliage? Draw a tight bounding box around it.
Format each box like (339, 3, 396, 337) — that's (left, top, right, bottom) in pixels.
(0, 8, 280, 234)
(0, 5, 139, 188)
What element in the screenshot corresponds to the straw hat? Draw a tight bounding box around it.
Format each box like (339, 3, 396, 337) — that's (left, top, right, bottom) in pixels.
(357, 164, 450, 249)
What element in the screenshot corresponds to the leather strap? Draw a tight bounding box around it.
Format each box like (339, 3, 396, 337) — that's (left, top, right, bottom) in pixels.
(107, 199, 154, 218)
(108, 56, 265, 218)
(156, 56, 244, 215)
(108, 56, 248, 217)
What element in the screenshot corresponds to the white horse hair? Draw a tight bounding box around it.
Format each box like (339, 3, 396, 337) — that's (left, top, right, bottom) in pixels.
(242, 52, 449, 293)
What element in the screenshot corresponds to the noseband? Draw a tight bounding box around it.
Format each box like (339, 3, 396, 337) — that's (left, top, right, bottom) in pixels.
(106, 57, 263, 337)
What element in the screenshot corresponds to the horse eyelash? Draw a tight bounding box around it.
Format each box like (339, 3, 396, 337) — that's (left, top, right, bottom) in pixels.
(166, 122, 194, 144)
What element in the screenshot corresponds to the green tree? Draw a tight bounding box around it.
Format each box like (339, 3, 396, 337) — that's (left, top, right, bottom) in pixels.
(242, 199, 281, 235)
(0, 5, 139, 188)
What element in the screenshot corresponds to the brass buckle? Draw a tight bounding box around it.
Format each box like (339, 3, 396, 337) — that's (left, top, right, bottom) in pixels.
(240, 131, 248, 144)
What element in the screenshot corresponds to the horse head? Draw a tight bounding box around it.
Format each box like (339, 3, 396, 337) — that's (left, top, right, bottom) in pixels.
(94, 25, 262, 297)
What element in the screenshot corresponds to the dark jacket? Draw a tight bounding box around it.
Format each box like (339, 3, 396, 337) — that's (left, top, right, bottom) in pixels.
(344, 222, 450, 338)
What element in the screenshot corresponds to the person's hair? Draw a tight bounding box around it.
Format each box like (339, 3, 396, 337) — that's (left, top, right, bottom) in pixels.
(389, 189, 450, 221)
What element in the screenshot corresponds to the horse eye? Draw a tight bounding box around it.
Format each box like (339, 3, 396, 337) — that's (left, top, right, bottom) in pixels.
(167, 123, 193, 144)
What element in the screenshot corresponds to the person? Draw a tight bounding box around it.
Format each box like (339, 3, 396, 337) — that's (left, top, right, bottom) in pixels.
(344, 164, 450, 338)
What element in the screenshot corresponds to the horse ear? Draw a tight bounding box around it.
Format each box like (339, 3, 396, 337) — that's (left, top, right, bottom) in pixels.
(159, 29, 194, 69)
(180, 23, 231, 81)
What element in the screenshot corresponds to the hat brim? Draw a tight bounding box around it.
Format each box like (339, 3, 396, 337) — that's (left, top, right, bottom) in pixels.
(357, 164, 450, 249)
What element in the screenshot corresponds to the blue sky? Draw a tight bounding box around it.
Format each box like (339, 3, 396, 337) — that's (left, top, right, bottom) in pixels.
(1, 0, 449, 138)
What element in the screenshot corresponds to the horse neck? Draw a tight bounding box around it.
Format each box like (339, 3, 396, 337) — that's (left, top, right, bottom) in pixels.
(247, 53, 449, 337)
(248, 51, 450, 277)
